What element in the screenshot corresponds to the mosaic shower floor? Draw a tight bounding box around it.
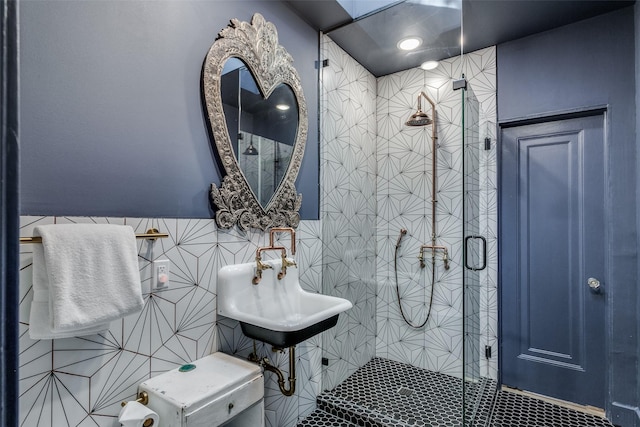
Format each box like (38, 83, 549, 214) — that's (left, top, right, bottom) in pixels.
(297, 357, 615, 427)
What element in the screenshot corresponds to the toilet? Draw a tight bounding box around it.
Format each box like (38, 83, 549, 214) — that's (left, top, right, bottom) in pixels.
(138, 352, 264, 426)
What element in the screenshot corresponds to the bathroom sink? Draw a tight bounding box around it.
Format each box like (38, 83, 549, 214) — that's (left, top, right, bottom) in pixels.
(218, 259, 352, 348)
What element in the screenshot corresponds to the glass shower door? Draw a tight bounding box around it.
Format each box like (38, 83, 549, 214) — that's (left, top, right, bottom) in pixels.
(462, 81, 497, 426)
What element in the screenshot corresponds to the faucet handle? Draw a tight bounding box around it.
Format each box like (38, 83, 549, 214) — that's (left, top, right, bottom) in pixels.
(253, 258, 274, 285)
(417, 251, 426, 269)
(277, 256, 297, 280)
(283, 257, 297, 268)
(257, 259, 273, 270)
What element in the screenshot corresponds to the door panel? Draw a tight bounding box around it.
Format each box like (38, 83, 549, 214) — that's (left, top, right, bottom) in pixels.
(500, 114, 605, 408)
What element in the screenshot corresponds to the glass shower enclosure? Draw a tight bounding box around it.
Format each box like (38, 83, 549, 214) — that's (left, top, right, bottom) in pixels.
(318, 1, 494, 425)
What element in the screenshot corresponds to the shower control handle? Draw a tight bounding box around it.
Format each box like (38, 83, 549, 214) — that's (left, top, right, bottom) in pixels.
(588, 277, 602, 294)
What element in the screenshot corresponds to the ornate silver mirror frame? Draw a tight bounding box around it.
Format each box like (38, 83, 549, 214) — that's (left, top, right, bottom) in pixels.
(203, 13, 307, 230)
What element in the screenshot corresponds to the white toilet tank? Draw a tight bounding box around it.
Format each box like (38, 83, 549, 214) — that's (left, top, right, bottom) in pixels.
(139, 352, 264, 427)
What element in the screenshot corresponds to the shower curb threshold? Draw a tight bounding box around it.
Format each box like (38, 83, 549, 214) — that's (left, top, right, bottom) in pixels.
(316, 391, 429, 427)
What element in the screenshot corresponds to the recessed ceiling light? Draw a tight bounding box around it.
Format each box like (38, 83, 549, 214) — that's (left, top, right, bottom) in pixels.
(420, 60, 439, 70)
(397, 37, 422, 51)
(276, 104, 290, 111)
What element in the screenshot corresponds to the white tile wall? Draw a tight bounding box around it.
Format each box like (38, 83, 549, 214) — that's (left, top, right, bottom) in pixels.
(320, 35, 497, 389)
(320, 37, 379, 391)
(18, 216, 321, 427)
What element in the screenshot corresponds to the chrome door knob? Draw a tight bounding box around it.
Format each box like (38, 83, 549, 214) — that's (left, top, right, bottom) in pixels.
(588, 277, 602, 294)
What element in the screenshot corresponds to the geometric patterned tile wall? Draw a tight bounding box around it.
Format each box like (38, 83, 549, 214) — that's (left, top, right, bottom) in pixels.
(18, 216, 321, 427)
(320, 36, 379, 391)
(376, 47, 497, 380)
(376, 54, 466, 378)
(319, 35, 497, 390)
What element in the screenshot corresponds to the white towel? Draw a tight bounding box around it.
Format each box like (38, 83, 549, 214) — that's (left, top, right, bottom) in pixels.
(29, 240, 110, 339)
(28, 224, 144, 340)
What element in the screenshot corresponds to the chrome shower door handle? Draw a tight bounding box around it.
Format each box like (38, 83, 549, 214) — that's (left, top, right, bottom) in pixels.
(587, 277, 602, 294)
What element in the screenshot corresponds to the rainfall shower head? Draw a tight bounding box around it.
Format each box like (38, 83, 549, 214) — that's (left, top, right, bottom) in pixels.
(405, 91, 435, 127)
(405, 110, 432, 127)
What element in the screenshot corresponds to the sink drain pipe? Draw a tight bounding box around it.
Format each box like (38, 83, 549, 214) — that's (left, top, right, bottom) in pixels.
(249, 341, 296, 397)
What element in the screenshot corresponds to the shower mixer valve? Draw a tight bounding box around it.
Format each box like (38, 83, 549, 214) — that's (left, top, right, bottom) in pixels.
(417, 245, 450, 270)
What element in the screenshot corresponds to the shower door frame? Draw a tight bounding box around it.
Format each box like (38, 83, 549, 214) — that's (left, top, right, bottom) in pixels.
(461, 81, 491, 426)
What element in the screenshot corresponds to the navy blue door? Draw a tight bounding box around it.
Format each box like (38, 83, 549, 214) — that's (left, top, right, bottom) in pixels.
(500, 114, 606, 408)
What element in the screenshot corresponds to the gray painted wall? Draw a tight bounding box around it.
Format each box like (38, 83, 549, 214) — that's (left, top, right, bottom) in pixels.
(497, 8, 638, 425)
(19, 0, 319, 219)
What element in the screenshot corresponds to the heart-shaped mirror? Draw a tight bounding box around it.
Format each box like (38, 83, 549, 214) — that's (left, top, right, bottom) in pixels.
(203, 14, 307, 230)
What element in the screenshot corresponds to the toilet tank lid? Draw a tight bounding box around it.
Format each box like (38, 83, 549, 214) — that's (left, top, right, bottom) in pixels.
(139, 352, 262, 408)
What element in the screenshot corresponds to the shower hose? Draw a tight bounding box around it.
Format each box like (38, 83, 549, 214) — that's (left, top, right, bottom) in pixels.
(394, 229, 435, 329)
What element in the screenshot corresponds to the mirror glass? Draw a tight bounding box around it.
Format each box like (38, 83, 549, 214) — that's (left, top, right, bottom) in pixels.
(220, 58, 298, 208)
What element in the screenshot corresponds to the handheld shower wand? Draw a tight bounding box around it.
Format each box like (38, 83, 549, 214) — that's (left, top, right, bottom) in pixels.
(394, 228, 436, 329)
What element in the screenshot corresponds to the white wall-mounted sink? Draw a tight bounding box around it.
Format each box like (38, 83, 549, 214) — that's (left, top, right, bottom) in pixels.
(218, 259, 352, 347)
